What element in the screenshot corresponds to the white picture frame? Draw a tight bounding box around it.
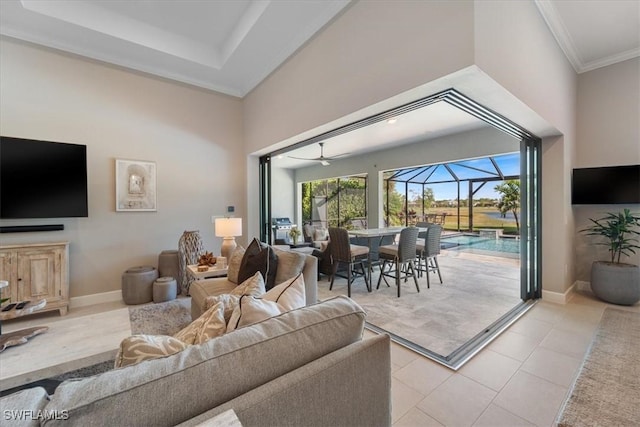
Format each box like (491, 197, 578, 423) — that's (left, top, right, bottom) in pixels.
(115, 159, 157, 212)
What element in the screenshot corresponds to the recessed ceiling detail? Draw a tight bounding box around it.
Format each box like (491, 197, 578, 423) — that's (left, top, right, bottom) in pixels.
(1, 0, 636, 96)
(0, 0, 351, 96)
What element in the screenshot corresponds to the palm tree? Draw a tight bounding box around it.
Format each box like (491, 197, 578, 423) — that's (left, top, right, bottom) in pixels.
(495, 180, 520, 234)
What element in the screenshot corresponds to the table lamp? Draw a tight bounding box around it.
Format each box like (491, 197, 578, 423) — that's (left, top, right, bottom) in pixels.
(215, 217, 242, 260)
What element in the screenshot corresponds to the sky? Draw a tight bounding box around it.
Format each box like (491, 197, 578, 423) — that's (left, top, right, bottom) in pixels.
(392, 153, 520, 200)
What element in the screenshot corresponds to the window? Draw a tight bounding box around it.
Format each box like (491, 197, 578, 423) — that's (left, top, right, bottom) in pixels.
(301, 175, 367, 229)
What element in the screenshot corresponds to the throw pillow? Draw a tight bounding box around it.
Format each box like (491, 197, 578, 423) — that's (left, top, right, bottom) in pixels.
(230, 271, 266, 298)
(263, 272, 306, 311)
(227, 295, 284, 332)
(237, 238, 278, 290)
(226, 273, 306, 332)
(173, 301, 226, 345)
(114, 335, 187, 368)
(204, 294, 239, 323)
(273, 249, 306, 285)
(203, 272, 266, 322)
(227, 246, 245, 284)
(303, 224, 315, 242)
(313, 227, 329, 241)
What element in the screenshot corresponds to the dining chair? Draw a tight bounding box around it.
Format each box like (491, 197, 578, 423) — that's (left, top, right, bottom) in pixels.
(415, 224, 443, 288)
(414, 221, 430, 279)
(328, 227, 370, 297)
(377, 226, 419, 297)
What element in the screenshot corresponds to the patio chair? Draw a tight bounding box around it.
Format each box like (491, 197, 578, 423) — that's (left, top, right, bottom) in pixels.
(415, 224, 443, 288)
(414, 221, 429, 279)
(328, 227, 370, 297)
(377, 226, 419, 297)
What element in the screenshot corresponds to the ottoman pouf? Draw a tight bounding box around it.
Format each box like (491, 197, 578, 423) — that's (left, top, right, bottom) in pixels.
(158, 250, 181, 294)
(122, 266, 158, 305)
(153, 277, 177, 303)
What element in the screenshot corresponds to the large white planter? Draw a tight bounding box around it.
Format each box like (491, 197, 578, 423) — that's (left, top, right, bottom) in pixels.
(590, 261, 640, 306)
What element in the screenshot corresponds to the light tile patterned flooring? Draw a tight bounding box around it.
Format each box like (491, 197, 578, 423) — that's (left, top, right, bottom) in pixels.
(5, 289, 638, 426)
(384, 291, 640, 427)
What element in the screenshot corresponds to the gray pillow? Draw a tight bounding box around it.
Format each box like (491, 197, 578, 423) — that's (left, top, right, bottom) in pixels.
(227, 247, 245, 284)
(274, 249, 306, 284)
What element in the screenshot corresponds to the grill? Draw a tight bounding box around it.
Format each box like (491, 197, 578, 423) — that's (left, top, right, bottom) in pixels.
(272, 217, 297, 244)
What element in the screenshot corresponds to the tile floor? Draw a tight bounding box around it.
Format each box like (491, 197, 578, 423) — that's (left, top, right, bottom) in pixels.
(4, 289, 637, 427)
(384, 291, 639, 427)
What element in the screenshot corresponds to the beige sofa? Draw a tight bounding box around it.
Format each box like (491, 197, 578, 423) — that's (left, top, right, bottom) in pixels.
(1, 297, 391, 427)
(190, 249, 318, 320)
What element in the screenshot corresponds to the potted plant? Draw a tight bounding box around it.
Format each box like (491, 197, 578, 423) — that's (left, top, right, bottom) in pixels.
(289, 227, 302, 245)
(581, 208, 640, 305)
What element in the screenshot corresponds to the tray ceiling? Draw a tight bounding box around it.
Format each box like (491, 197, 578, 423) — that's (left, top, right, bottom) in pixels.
(1, 1, 637, 98)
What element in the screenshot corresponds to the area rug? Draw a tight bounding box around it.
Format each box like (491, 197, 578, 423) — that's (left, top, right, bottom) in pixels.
(317, 253, 521, 358)
(557, 308, 640, 427)
(129, 297, 192, 335)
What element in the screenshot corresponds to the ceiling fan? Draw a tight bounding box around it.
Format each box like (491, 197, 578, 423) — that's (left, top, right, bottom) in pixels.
(287, 142, 350, 166)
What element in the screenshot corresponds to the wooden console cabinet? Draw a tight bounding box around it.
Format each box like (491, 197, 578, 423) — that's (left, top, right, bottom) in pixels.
(0, 242, 69, 316)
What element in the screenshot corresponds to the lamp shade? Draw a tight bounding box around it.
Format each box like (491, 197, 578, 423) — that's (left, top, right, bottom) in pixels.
(214, 217, 242, 237)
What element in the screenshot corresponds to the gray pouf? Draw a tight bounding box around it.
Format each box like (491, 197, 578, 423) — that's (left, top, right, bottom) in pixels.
(122, 266, 158, 305)
(158, 250, 181, 295)
(153, 276, 177, 303)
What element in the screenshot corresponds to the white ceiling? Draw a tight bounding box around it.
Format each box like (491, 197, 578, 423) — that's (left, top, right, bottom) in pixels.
(0, 0, 351, 97)
(1, 1, 637, 168)
(2, 1, 637, 98)
(535, 0, 640, 73)
(274, 102, 492, 169)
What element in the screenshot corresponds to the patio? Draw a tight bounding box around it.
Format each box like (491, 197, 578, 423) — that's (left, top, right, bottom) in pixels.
(317, 247, 521, 367)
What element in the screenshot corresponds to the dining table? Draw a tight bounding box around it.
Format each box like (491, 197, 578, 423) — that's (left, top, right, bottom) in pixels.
(349, 226, 426, 282)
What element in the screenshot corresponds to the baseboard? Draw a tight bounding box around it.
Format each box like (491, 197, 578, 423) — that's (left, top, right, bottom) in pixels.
(574, 280, 591, 293)
(70, 290, 123, 309)
(542, 282, 576, 304)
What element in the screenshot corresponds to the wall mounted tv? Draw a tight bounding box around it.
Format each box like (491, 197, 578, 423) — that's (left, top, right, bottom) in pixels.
(0, 136, 88, 218)
(572, 165, 640, 205)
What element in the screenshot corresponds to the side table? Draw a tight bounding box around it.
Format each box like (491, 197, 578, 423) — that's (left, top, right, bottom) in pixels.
(187, 265, 228, 281)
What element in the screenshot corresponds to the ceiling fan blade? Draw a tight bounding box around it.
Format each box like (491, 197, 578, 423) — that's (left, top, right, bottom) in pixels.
(325, 152, 351, 160)
(286, 142, 347, 164)
(287, 155, 320, 161)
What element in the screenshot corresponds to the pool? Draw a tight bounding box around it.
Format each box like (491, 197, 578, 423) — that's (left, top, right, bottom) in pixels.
(441, 234, 520, 258)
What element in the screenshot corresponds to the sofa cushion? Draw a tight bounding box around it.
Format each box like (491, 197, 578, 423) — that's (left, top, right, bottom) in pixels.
(114, 335, 188, 368)
(227, 273, 306, 332)
(273, 249, 306, 285)
(237, 239, 278, 290)
(0, 387, 49, 427)
(43, 296, 365, 427)
(227, 246, 245, 284)
(173, 302, 226, 345)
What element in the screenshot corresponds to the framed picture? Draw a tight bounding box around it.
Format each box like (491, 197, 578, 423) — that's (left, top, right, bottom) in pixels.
(115, 159, 157, 212)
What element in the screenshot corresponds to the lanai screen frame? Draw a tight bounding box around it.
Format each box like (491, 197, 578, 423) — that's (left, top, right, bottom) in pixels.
(384, 154, 520, 230)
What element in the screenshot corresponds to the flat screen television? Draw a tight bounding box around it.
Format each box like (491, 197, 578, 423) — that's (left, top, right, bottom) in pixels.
(572, 165, 640, 205)
(0, 136, 88, 218)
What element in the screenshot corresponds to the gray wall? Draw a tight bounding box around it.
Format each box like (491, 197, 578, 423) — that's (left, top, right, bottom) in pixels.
(0, 38, 245, 299)
(574, 58, 640, 282)
(244, 0, 579, 295)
